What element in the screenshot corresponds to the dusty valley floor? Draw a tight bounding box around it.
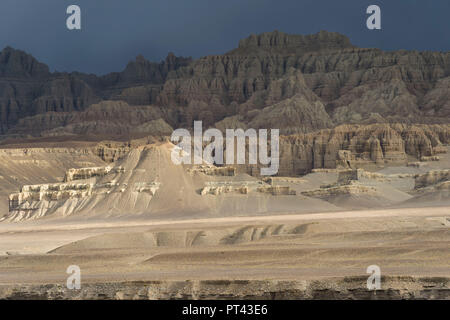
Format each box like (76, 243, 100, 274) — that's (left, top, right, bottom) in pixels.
(0, 206, 449, 299)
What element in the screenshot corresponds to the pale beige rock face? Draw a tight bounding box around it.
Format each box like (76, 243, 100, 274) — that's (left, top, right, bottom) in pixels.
(273, 123, 449, 176)
(0, 147, 107, 216)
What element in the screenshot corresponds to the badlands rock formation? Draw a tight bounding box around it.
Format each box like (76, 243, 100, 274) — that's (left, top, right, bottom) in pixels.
(3, 141, 449, 221)
(0, 48, 189, 134)
(252, 123, 449, 177)
(0, 29, 448, 230)
(8, 100, 173, 138)
(0, 146, 106, 216)
(414, 170, 450, 189)
(0, 48, 98, 134)
(3, 141, 313, 221)
(1, 30, 449, 138)
(0, 30, 449, 300)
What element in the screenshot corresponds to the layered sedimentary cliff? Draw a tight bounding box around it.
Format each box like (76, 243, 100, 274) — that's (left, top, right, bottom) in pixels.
(5, 162, 160, 220)
(236, 123, 449, 177)
(9, 100, 173, 138)
(0, 47, 99, 134)
(0, 48, 189, 135)
(1, 30, 449, 139)
(156, 30, 449, 129)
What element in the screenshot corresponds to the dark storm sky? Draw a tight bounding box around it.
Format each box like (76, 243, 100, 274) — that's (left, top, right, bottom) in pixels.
(0, 0, 448, 75)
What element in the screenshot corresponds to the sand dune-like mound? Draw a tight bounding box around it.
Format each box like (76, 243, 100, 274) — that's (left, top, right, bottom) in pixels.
(5, 143, 206, 220)
(48, 223, 319, 254)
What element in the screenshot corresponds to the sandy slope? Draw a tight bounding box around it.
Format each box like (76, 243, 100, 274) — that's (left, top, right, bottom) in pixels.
(2, 142, 343, 221)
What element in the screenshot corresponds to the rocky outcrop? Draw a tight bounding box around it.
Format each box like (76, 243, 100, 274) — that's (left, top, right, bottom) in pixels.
(114, 53, 191, 86)
(134, 182, 160, 195)
(200, 182, 251, 196)
(405, 169, 450, 203)
(93, 142, 134, 163)
(274, 124, 449, 176)
(301, 184, 375, 198)
(228, 30, 355, 56)
(331, 79, 421, 124)
(64, 166, 116, 182)
(0, 146, 109, 215)
(155, 31, 450, 129)
(0, 48, 101, 134)
(0, 47, 49, 78)
(74, 52, 192, 99)
(336, 169, 365, 185)
(30, 75, 100, 115)
(92, 137, 161, 163)
(1, 30, 450, 138)
(302, 168, 377, 198)
(212, 124, 448, 178)
(8, 182, 94, 211)
(0, 30, 449, 187)
(9, 100, 173, 138)
(7, 164, 124, 212)
(414, 170, 450, 189)
(298, 167, 407, 204)
(256, 185, 296, 195)
(215, 68, 333, 134)
(422, 76, 450, 118)
(435, 181, 450, 190)
(0, 48, 189, 135)
(246, 94, 332, 134)
(6, 163, 160, 219)
(420, 156, 440, 161)
(1, 276, 448, 300)
(199, 181, 296, 196)
(188, 165, 236, 176)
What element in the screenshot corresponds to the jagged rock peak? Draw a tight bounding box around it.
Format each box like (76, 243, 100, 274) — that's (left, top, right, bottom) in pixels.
(229, 30, 355, 55)
(121, 52, 192, 84)
(0, 46, 50, 78)
(135, 54, 147, 63)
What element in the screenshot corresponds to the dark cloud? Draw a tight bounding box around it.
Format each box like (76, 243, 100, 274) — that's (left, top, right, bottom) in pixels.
(0, 0, 448, 75)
